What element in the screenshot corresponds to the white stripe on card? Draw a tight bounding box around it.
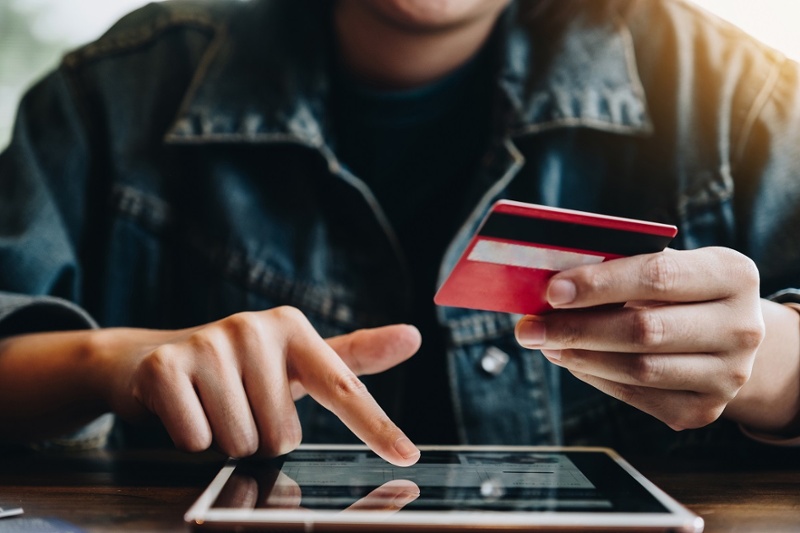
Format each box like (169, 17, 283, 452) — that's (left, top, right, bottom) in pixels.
(467, 239, 605, 271)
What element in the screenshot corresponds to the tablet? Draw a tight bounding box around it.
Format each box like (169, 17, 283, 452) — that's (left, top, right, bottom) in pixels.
(185, 445, 703, 532)
(434, 200, 677, 315)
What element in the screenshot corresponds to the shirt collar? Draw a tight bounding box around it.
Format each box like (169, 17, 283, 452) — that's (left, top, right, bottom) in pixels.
(165, 0, 652, 145)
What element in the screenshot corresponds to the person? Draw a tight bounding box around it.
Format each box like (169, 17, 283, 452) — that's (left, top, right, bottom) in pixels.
(1, 0, 799, 466)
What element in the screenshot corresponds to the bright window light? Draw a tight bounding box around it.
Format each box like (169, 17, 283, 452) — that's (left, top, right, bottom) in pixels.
(0, 0, 163, 149)
(692, 0, 800, 61)
(10, 0, 165, 45)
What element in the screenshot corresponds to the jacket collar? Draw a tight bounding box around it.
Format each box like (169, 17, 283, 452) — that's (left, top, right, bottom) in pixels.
(499, 9, 653, 136)
(165, 0, 652, 145)
(165, 0, 332, 145)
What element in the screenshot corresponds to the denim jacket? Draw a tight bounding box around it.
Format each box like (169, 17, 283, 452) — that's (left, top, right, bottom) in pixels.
(2, 0, 800, 453)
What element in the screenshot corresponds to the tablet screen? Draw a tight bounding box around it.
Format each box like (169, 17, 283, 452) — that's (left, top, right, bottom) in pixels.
(186, 446, 703, 532)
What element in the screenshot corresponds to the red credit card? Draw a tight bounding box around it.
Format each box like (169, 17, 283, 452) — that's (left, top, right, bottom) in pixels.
(434, 200, 678, 315)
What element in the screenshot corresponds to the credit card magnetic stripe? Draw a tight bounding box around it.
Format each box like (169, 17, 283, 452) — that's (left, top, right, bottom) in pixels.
(479, 213, 675, 257)
(468, 240, 605, 271)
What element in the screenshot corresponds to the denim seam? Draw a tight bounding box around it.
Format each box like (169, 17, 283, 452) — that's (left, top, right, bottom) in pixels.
(675, 172, 735, 220)
(446, 313, 518, 346)
(615, 14, 653, 133)
(165, 132, 324, 145)
(510, 117, 652, 137)
(164, 21, 231, 142)
(733, 57, 785, 170)
(112, 184, 172, 232)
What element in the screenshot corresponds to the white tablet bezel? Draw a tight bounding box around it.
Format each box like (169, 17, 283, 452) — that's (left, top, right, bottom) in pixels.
(185, 445, 704, 532)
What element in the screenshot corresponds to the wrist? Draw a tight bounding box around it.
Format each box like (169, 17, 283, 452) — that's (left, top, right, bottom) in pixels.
(80, 328, 122, 411)
(724, 299, 800, 435)
(0, 329, 111, 440)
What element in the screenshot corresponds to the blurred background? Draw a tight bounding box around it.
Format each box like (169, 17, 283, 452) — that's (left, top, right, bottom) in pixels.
(0, 0, 798, 150)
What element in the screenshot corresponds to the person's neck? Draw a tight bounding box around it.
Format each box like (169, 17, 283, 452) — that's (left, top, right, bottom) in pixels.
(334, 1, 505, 90)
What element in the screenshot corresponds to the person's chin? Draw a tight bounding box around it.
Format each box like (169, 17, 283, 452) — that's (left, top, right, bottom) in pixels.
(361, 0, 508, 32)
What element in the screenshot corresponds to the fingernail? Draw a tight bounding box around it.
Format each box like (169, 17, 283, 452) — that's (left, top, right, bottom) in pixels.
(516, 319, 546, 346)
(548, 279, 577, 306)
(394, 490, 420, 507)
(394, 437, 420, 460)
(541, 349, 562, 362)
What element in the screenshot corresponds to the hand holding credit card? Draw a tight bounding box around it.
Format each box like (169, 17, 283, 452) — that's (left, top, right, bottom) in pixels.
(434, 200, 678, 316)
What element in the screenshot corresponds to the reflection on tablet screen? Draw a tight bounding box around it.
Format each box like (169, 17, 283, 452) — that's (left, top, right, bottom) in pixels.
(211, 450, 668, 514)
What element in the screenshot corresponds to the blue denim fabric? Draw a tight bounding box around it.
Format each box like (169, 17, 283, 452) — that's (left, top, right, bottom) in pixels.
(2, 0, 800, 452)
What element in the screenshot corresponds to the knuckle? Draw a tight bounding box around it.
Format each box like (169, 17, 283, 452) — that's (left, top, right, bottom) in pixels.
(139, 345, 181, 384)
(727, 360, 753, 391)
(574, 268, 612, 295)
(272, 305, 309, 328)
(724, 248, 761, 289)
(626, 356, 663, 386)
(269, 306, 314, 346)
(187, 330, 229, 370)
(629, 309, 666, 348)
(331, 372, 370, 404)
(735, 320, 766, 351)
(553, 320, 583, 347)
(642, 253, 680, 295)
(730, 369, 751, 391)
(222, 311, 263, 340)
(731, 366, 753, 392)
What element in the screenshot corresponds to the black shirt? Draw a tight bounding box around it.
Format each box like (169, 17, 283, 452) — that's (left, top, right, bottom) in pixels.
(331, 45, 494, 443)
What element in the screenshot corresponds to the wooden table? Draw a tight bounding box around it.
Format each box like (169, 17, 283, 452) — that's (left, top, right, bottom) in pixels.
(1, 447, 799, 532)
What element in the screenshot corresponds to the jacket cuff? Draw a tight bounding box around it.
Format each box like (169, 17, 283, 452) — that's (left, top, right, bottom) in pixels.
(0, 292, 98, 338)
(739, 424, 800, 447)
(768, 288, 800, 305)
(29, 413, 115, 451)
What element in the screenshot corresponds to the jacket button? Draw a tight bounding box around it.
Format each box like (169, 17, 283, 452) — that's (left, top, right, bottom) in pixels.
(480, 347, 510, 376)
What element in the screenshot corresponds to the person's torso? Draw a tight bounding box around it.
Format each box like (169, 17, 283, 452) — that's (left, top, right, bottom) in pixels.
(39, 0, 794, 453)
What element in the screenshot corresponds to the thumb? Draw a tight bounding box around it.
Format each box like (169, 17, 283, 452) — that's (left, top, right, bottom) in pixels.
(326, 324, 421, 376)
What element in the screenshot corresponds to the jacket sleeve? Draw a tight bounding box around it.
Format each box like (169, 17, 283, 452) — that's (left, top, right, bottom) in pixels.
(0, 61, 98, 335)
(0, 65, 113, 449)
(732, 53, 800, 300)
(731, 53, 800, 445)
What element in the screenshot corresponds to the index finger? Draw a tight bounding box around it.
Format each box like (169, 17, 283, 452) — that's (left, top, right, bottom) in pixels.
(287, 323, 420, 467)
(546, 247, 759, 309)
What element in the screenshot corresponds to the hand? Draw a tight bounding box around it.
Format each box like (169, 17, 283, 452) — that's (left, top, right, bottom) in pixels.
(514, 247, 765, 431)
(92, 306, 421, 465)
